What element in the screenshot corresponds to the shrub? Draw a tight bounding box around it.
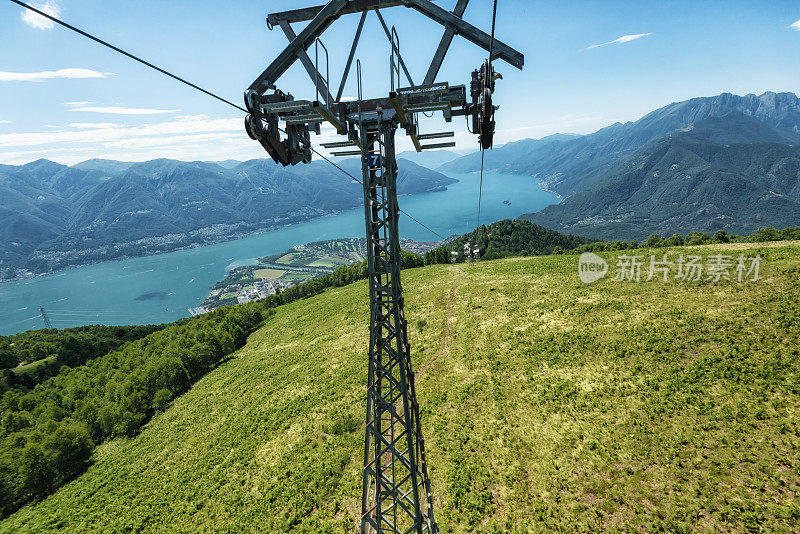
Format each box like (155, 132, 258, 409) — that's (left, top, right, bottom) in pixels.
(646, 234, 664, 247)
(663, 233, 684, 247)
(685, 232, 711, 246)
(713, 230, 729, 243)
(152, 389, 173, 412)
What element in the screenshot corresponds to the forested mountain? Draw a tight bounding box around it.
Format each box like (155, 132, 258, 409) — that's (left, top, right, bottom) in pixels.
(422, 219, 595, 264)
(441, 91, 800, 240)
(0, 157, 455, 279)
(442, 92, 800, 197)
(521, 114, 800, 239)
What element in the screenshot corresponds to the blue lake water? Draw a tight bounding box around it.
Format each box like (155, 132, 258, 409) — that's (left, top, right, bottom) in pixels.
(0, 172, 558, 335)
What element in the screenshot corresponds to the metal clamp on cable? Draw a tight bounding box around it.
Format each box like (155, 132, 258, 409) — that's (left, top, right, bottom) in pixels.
(244, 89, 312, 166)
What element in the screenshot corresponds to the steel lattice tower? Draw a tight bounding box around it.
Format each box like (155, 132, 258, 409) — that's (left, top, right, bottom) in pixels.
(243, 3, 523, 532)
(359, 120, 436, 533)
(39, 306, 52, 329)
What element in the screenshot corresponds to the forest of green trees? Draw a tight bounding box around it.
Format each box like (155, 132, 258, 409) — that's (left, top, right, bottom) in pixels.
(1, 325, 167, 391)
(0, 305, 264, 517)
(427, 219, 595, 263)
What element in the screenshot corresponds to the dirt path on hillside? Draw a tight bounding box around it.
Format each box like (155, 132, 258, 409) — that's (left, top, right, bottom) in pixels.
(418, 269, 465, 378)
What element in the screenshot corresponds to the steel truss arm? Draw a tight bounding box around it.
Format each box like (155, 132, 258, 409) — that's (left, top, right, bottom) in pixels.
(336, 10, 367, 102)
(268, 0, 403, 25)
(265, 0, 523, 76)
(277, 21, 335, 106)
(373, 9, 414, 87)
(405, 0, 524, 69)
(423, 0, 469, 84)
(249, 0, 348, 92)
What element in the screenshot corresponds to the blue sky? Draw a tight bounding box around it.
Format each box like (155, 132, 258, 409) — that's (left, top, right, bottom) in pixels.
(0, 0, 798, 165)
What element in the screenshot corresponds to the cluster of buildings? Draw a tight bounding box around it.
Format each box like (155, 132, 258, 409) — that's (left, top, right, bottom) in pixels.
(398, 238, 446, 256)
(235, 279, 288, 304)
(187, 238, 448, 318)
(189, 277, 304, 317)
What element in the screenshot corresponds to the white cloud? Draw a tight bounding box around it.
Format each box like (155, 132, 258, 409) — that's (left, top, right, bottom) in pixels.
(0, 114, 262, 165)
(100, 132, 241, 149)
(790, 19, 800, 31)
(0, 121, 10, 124)
(586, 33, 652, 50)
(20, 1, 60, 30)
(0, 115, 242, 148)
(175, 114, 210, 121)
(0, 69, 114, 82)
(68, 105, 178, 115)
(67, 123, 123, 129)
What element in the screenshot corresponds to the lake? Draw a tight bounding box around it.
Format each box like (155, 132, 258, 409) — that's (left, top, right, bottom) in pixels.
(0, 172, 558, 335)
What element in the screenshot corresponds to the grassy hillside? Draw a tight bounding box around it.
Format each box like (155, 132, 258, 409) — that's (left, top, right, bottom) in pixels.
(3, 242, 799, 533)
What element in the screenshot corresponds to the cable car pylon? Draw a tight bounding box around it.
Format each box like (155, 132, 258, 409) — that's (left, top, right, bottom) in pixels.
(39, 306, 52, 329)
(244, 2, 523, 532)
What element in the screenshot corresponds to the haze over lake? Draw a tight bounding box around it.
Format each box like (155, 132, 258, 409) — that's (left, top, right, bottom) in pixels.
(0, 172, 558, 335)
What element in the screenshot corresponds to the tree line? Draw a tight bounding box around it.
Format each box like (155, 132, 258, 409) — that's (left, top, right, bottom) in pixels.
(1, 325, 168, 391)
(423, 219, 800, 264)
(424, 219, 594, 264)
(0, 305, 264, 517)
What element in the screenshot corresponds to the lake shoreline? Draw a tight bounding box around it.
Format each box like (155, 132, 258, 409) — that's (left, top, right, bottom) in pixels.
(0, 215, 342, 285)
(461, 168, 565, 202)
(0, 186, 456, 285)
(0, 171, 558, 335)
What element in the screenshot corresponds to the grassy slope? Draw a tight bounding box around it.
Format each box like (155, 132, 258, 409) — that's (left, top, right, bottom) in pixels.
(3, 243, 799, 533)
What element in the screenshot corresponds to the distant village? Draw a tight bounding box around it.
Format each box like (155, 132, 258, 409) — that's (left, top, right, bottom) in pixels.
(190, 237, 445, 316)
(189, 277, 302, 316)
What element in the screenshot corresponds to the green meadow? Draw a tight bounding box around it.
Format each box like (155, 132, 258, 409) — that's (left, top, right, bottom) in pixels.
(3, 242, 799, 533)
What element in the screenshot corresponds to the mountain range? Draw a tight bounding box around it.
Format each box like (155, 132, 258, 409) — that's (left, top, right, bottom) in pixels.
(396, 149, 461, 169)
(441, 91, 800, 239)
(0, 158, 454, 279)
(4, 91, 799, 277)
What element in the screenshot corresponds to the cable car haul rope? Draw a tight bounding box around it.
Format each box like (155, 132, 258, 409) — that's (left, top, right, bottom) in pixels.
(6, 0, 446, 240)
(9, 1, 523, 532)
(473, 0, 499, 258)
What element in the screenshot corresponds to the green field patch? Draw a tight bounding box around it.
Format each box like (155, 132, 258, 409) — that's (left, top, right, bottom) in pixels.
(281, 272, 313, 281)
(294, 255, 320, 265)
(308, 258, 337, 268)
(254, 268, 287, 280)
(10, 355, 56, 377)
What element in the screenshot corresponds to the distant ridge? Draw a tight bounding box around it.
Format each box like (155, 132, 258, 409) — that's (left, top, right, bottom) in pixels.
(438, 91, 800, 239)
(520, 112, 800, 239)
(396, 149, 461, 169)
(442, 92, 800, 196)
(0, 157, 455, 279)
(71, 159, 135, 174)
